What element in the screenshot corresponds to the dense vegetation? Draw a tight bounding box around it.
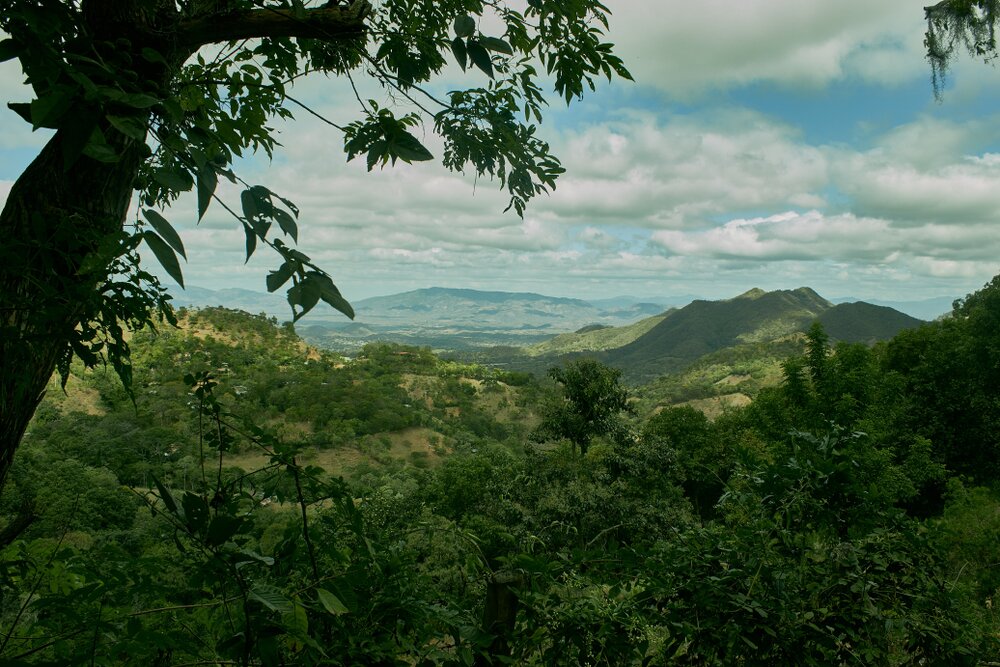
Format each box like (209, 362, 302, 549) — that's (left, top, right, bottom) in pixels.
(3, 272, 1000, 664)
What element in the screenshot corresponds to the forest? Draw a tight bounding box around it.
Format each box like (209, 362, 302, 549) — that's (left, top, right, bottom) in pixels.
(2, 274, 1000, 665)
(6, 0, 1000, 664)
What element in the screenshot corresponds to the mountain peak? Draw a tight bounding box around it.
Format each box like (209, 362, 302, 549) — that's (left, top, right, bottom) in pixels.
(735, 288, 767, 300)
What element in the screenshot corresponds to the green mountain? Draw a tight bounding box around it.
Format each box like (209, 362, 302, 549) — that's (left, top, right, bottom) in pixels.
(817, 302, 925, 343)
(602, 288, 832, 381)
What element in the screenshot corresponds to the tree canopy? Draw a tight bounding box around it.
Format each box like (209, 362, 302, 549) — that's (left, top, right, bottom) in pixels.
(535, 358, 631, 457)
(0, 0, 631, 488)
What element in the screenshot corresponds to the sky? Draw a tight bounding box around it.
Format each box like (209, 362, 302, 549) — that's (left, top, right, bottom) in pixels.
(4, 1, 1000, 305)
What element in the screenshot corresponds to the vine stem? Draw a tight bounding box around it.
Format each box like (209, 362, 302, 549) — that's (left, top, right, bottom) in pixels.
(291, 456, 321, 583)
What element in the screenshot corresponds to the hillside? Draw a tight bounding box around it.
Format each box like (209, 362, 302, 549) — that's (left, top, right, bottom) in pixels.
(817, 301, 924, 342)
(27, 307, 547, 485)
(523, 311, 673, 357)
(603, 287, 833, 382)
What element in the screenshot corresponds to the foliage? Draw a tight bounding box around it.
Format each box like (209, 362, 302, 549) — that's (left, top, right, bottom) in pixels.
(534, 359, 632, 457)
(4, 278, 1000, 663)
(925, 0, 1000, 93)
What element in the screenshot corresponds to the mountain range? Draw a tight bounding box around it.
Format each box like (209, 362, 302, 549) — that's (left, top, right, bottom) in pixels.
(170, 285, 927, 366)
(170, 286, 676, 349)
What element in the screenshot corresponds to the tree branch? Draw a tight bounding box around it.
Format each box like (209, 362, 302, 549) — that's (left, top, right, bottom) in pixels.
(174, 1, 371, 53)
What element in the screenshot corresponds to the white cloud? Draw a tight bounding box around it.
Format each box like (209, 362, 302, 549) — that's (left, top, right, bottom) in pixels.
(538, 111, 828, 227)
(609, 0, 927, 95)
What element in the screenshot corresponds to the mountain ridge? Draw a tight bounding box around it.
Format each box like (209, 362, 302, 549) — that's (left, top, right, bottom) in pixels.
(595, 287, 922, 382)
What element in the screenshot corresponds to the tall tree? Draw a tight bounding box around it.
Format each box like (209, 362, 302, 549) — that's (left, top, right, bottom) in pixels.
(536, 358, 631, 458)
(0, 0, 630, 489)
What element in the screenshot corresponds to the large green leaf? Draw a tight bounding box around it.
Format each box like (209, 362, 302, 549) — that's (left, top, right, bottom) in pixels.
(451, 37, 468, 70)
(206, 515, 244, 547)
(81, 127, 120, 163)
(7, 102, 30, 124)
(197, 166, 218, 221)
(266, 262, 295, 293)
(143, 209, 186, 259)
(181, 492, 209, 535)
(480, 36, 513, 55)
(242, 221, 257, 262)
(390, 130, 434, 163)
(317, 588, 349, 615)
(308, 271, 355, 319)
(106, 114, 147, 140)
(466, 40, 494, 79)
(153, 166, 194, 192)
(142, 231, 185, 287)
(0, 38, 17, 63)
(273, 208, 298, 242)
(288, 279, 321, 321)
(29, 87, 75, 129)
(454, 14, 476, 38)
(249, 585, 293, 613)
(152, 477, 178, 515)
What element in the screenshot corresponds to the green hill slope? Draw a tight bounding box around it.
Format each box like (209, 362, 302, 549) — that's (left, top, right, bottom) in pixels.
(523, 311, 673, 357)
(818, 302, 924, 342)
(604, 287, 832, 382)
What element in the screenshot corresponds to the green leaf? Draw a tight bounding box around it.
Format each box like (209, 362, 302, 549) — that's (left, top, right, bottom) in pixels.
(366, 139, 387, 171)
(181, 492, 209, 535)
(288, 279, 321, 321)
(106, 114, 147, 140)
(117, 92, 159, 108)
(197, 167, 218, 221)
(143, 231, 185, 287)
(241, 188, 260, 219)
(0, 39, 17, 63)
(451, 37, 467, 71)
(30, 88, 75, 129)
(206, 515, 244, 547)
(274, 194, 299, 218)
(317, 588, 348, 615)
(266, 263, 295, 293)
(454, 14, 476, 38)
(242, 222, 257, 262)
(141, 47, 166, 65)
(285, 602, 309, 635)
(143, 209, 186, 259)
(273, 208, 298, 242)
(308, 271, 355, 319)
(390, 130, 434, 163)
(480, 36, 513, 55)
(7, 102, 30, 124)
(152, 477, 178, 515)
(249, 585, 293, 613)
(81, 128, 120, 163)
(466, 40, 494, 79)
(235, 549, 275, 569)
(153, 166, 194, 192)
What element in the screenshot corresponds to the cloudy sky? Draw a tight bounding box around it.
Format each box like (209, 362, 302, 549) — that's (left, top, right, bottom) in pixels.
(4, 0, 1000, 306)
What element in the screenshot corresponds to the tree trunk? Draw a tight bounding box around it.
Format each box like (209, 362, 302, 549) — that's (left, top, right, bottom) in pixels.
(0, 129, 143, 490)
(476, 570, 525, 666)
